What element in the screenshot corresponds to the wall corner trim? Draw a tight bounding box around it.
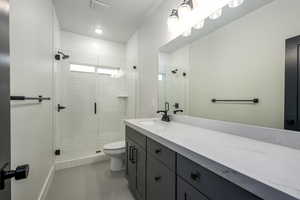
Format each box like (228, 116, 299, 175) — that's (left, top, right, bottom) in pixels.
(37, 165, 55, 200)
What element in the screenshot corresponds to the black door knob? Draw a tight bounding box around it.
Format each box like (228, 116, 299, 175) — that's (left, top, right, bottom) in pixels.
(0, 164, 30, 190)
(14, 165, 30, 180)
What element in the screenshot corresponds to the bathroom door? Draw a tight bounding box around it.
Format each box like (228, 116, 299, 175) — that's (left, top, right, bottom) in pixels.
(58, 62, 98, 159)
(0, 0, 11, 198)
(285, 35, 300, 131)
(96, 74, 126, 149)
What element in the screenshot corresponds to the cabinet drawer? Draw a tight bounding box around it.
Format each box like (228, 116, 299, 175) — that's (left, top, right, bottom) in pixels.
(177, 176, 209, 200)
(126, 126, 146, 149)
(147, 156, 175, 200)
(147, 138, 175, 170)
(177, 155, 262, 200)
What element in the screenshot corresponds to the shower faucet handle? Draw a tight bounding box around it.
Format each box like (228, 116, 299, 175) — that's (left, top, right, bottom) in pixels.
(57, 104, 66, 112)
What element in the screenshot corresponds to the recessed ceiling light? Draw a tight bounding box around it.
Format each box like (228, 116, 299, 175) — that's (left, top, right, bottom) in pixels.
(95, 28, 103, 35)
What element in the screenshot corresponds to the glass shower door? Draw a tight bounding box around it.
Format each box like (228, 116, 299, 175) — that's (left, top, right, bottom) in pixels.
(96, 74, 126, 150)
(57, 61, 98, 161)
(55, 53, 127, 161)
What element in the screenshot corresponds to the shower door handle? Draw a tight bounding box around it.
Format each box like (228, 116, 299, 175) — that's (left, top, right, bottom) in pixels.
(57, 104, 66, 112)
(94, 102, 97, 114)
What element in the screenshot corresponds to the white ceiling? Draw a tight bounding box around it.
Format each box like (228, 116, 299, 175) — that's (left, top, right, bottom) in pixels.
(53, 0, 163, 43)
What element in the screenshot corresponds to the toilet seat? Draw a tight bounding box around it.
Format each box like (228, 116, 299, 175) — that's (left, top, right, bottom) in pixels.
(103, 141, 125, 150)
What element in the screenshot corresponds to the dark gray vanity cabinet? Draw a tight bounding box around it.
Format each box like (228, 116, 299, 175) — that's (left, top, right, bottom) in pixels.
(177, 155, 262, 200)
(125, 126, 266, 200)
(177, 176, 209, 200)
(146, 156, 175, 200)
(126, 127, 146, 200)
(125, 127, 176, 200)
(146, 139, 176, 200)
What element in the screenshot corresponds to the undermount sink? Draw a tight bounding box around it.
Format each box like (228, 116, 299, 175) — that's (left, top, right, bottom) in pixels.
(138, 120, 157, 126)
(137, 119, 168, 130)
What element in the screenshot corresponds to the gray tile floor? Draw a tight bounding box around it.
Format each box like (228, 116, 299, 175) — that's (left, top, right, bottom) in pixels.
(46, 161, 134, 200)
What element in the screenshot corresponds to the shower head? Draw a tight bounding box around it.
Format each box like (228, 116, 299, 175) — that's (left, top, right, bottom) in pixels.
(55, 51, 70, 60)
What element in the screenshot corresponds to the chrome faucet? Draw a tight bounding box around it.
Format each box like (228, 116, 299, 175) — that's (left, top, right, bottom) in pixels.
(157, 102, 170, 122)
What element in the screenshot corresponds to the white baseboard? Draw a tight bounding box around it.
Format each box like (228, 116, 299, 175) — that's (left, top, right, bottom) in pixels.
(55, 153, 109, 171)
(38, 165, 55, 200)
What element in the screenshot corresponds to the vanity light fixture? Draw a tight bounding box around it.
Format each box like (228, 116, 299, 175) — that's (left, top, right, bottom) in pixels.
(209, 8, 223, 20)
(228, 0, 244, 8)
(178, 0, 193, 37)
(178, 0, 193, 23)
(168, 9, 179, 33)
(168, 0, 246, 37)
(95, 28, 103, 35)
(192, 0, 200, 9)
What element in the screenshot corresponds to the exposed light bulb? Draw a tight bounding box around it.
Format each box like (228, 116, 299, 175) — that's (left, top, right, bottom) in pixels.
(193, 20, 205, 30)
(209, 8, 222, 20)
(228, 0, 244, 8)
(167, 9, 179, 33)
(182, 28, 191, 37)
(192, 0, 200, 9)
(178, 0, 192, 23)
(95, 28, 103, 35)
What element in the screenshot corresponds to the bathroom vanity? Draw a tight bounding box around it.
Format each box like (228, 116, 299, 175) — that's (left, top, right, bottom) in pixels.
(125, 118, 300, 200)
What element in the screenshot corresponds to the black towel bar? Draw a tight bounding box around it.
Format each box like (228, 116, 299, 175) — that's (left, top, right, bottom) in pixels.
(10, 95, 51, 103)
(211, 98, 259, 104)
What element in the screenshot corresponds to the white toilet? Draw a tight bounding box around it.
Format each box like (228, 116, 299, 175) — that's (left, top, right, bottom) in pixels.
(103, 141, 126, 171)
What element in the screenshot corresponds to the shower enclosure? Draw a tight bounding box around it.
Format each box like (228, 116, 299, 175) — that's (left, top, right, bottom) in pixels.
(54, 53, 132, 161)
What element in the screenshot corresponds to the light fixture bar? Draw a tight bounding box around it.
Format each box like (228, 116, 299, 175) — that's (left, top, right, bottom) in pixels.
(168, 0, 244, 38)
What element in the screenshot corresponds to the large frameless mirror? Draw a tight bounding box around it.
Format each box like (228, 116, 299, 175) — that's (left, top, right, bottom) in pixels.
(158, 0, 300, 132)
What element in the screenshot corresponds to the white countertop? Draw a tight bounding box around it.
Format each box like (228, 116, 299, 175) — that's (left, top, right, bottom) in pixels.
(124, 118, 300, 199)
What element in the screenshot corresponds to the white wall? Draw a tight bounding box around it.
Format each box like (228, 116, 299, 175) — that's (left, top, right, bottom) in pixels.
(189, 0, 300, 129)
(130, 0, 183, 117)
(10, 0, 60, 199)
(125, 32, 139, 118)
(60, 31, 125, 68)
(158, 46, 190, 113)
(168, 46, 190, 113)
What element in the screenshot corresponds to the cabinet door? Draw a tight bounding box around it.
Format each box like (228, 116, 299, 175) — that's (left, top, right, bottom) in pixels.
(126, 139, 137, 194)
(177, 177, 209, 200)
(147, 156, 175, 200)
(135, 144, 146, 200)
